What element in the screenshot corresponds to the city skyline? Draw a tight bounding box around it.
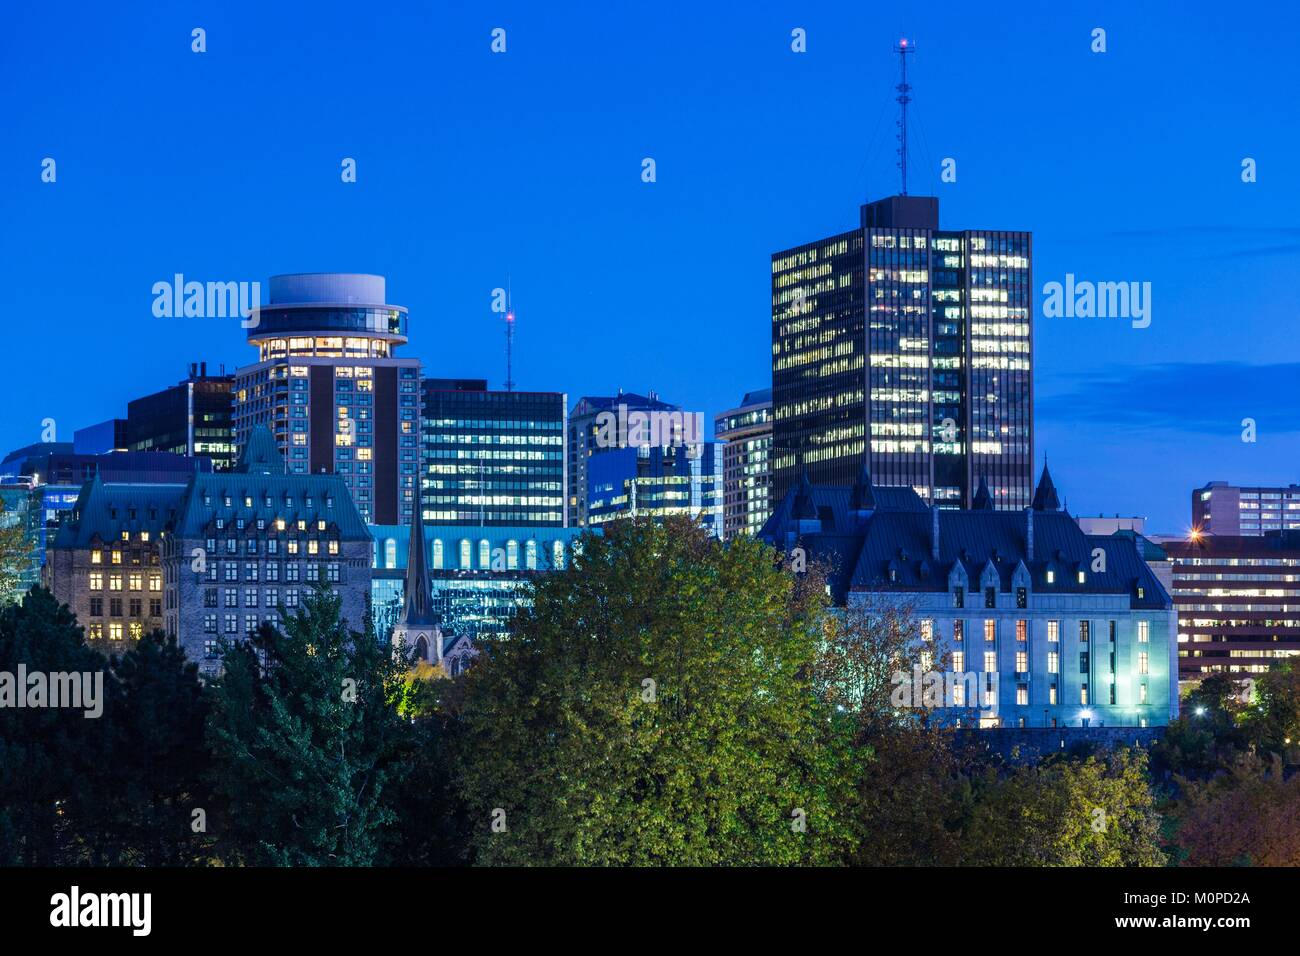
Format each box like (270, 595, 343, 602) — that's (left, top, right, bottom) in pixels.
(6, 2, 1300, 534)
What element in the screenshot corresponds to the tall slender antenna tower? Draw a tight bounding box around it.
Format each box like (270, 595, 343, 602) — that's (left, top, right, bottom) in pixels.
(503, 276, 516, 392)
(894, 38, 913, 195)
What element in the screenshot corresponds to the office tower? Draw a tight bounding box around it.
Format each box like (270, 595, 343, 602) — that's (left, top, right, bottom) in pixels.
(126, 363, 237, 471)
(761, 462, 1176, 729)
(421, 378, 566, 526)
(586, 443, 724, 537)
(74, 419, 128, 455)
(1164, 532, 1300, 681)
(567, 391, 696, 528)
(771, 195, 1032, 511)
(714, 388, 773, 540)
(233, 273, 421, 525)
(370, 519, 588, 644)
(1192, 481, 1300, 536)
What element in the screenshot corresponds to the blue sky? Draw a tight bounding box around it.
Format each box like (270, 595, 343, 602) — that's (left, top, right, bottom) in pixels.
(4, 0, 1299, 532)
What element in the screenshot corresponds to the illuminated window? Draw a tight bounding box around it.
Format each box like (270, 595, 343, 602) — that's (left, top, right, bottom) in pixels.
(1138, 652, 1149, 675)
(1137, 621, 1149, 643)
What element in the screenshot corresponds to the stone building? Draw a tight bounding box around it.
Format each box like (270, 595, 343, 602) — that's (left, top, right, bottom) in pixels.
(159, 427, 373, 674)
(760, 462, 1178, 729)
(45, 478, 189, 655)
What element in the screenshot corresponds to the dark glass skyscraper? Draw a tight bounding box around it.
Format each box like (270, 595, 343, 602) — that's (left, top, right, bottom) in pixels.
(126, 363, 236, 471)
(771, 195, 1032, 510)
(420, 379, 566, 526)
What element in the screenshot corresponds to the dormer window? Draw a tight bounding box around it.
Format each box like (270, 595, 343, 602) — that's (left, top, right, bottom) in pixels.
(1046, 569, 1055, 584)
(1137, 586, 1145, 599)
(1016, 587, 1027, 609)
(953, 586, 965, 609)
(1077, 570, 1086, 584)
(889, 568, 897, 582)
(984, 587, 996, 608)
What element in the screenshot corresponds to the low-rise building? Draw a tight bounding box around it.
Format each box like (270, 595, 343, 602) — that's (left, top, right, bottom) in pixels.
(760, 463, 1178, 729)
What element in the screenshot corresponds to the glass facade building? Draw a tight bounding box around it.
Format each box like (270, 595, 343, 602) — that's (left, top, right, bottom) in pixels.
(586, 443, 724, 537)
(126, 363, 236, 471)
(421, 379, 566, 526)
(771, 195, 1032, 510)
(370, 523, 589, 642)
(714, 388, 773, 540)
(234, 274, 421, 526)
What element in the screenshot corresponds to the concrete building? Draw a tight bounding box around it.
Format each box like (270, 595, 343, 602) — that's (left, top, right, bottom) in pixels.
(234, 273, 421, 526)
(1192, 481, 1300, 537)
(1164, 531, 1300, 682)
(771, 195, 1032, 511)
(760, 463, 1177, 729)
(715, 388, 773, 540)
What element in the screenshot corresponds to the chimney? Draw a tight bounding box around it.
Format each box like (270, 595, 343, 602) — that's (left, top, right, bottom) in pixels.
(930, 505, 940, 562)
(201, 361, 207, 377)
(190, 362, 197, 378)
(1025, 507, 1034, 561)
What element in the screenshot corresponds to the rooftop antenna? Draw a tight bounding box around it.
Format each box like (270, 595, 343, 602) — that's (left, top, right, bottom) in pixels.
(894, 38, 913, 196)
(503, 275, 516, 392)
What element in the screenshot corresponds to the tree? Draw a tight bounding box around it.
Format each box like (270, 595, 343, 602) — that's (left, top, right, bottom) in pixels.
(812, 596, 966, 865)
(455, 516, 852, 865)
(205, 588, 410, 865)
(1151, 674, 1253, 779)
(1172, 753, 1300, 866)
(961, 748, 1165, 866)
(0, 494, 34, 605)
(88, 631, 212, 866)
(0, 587, 114, 865)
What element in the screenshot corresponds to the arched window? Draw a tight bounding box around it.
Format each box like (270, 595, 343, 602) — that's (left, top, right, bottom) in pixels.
(507, 540, 519, 570)
(525, 540, 538, 570)
(413, 635, 429, 662)
(459, 539, 471, 570)
(553, 540, 565, 570)
(479, 539, 491, 569)
(432, 538, 444, 570)
(384, 538, 397, 570)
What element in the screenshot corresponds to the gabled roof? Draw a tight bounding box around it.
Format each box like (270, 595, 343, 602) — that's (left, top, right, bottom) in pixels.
(972, 475, 993, 510)
(235, 426, 284, 475)
(760, 474, 1171, 610)
(52, 476, 190, 548)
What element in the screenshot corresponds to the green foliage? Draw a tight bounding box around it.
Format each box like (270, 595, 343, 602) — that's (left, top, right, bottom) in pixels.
(961, 748, 1165, 866)
(455, 517, 853, 865)
(88, 631, 212, 866)
(205, 588, 410, 865)
(1171, 753, 1300, 866)
(0, 587, 113, 865)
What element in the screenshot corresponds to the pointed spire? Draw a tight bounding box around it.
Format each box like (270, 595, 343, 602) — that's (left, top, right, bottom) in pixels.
(400, 480, 438, 627)
(234, 426, 285, 476)
(850, 459, 877, 512)
(972, 475, 993, 511)
(792, 468, 818, 521)
(1031, 461, 1061, 512)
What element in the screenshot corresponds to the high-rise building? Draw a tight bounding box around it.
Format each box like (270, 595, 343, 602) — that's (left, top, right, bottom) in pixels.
(1164, 531, 1300, 682)
(126, 363, 236, 471)
(760, 462, 1177, 729)
(586, 444, 724, 537)
(233, 274, 421, 525)
(1192, 481, 1300, 537)
(771, 195, 1032, 511)
(421, 378, 566, 526)
(715, 388, 773, 540)
(567, 391, 696, 528)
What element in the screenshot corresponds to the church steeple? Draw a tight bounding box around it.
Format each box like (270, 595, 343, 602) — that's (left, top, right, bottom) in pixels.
(400, 481, 437, 628)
